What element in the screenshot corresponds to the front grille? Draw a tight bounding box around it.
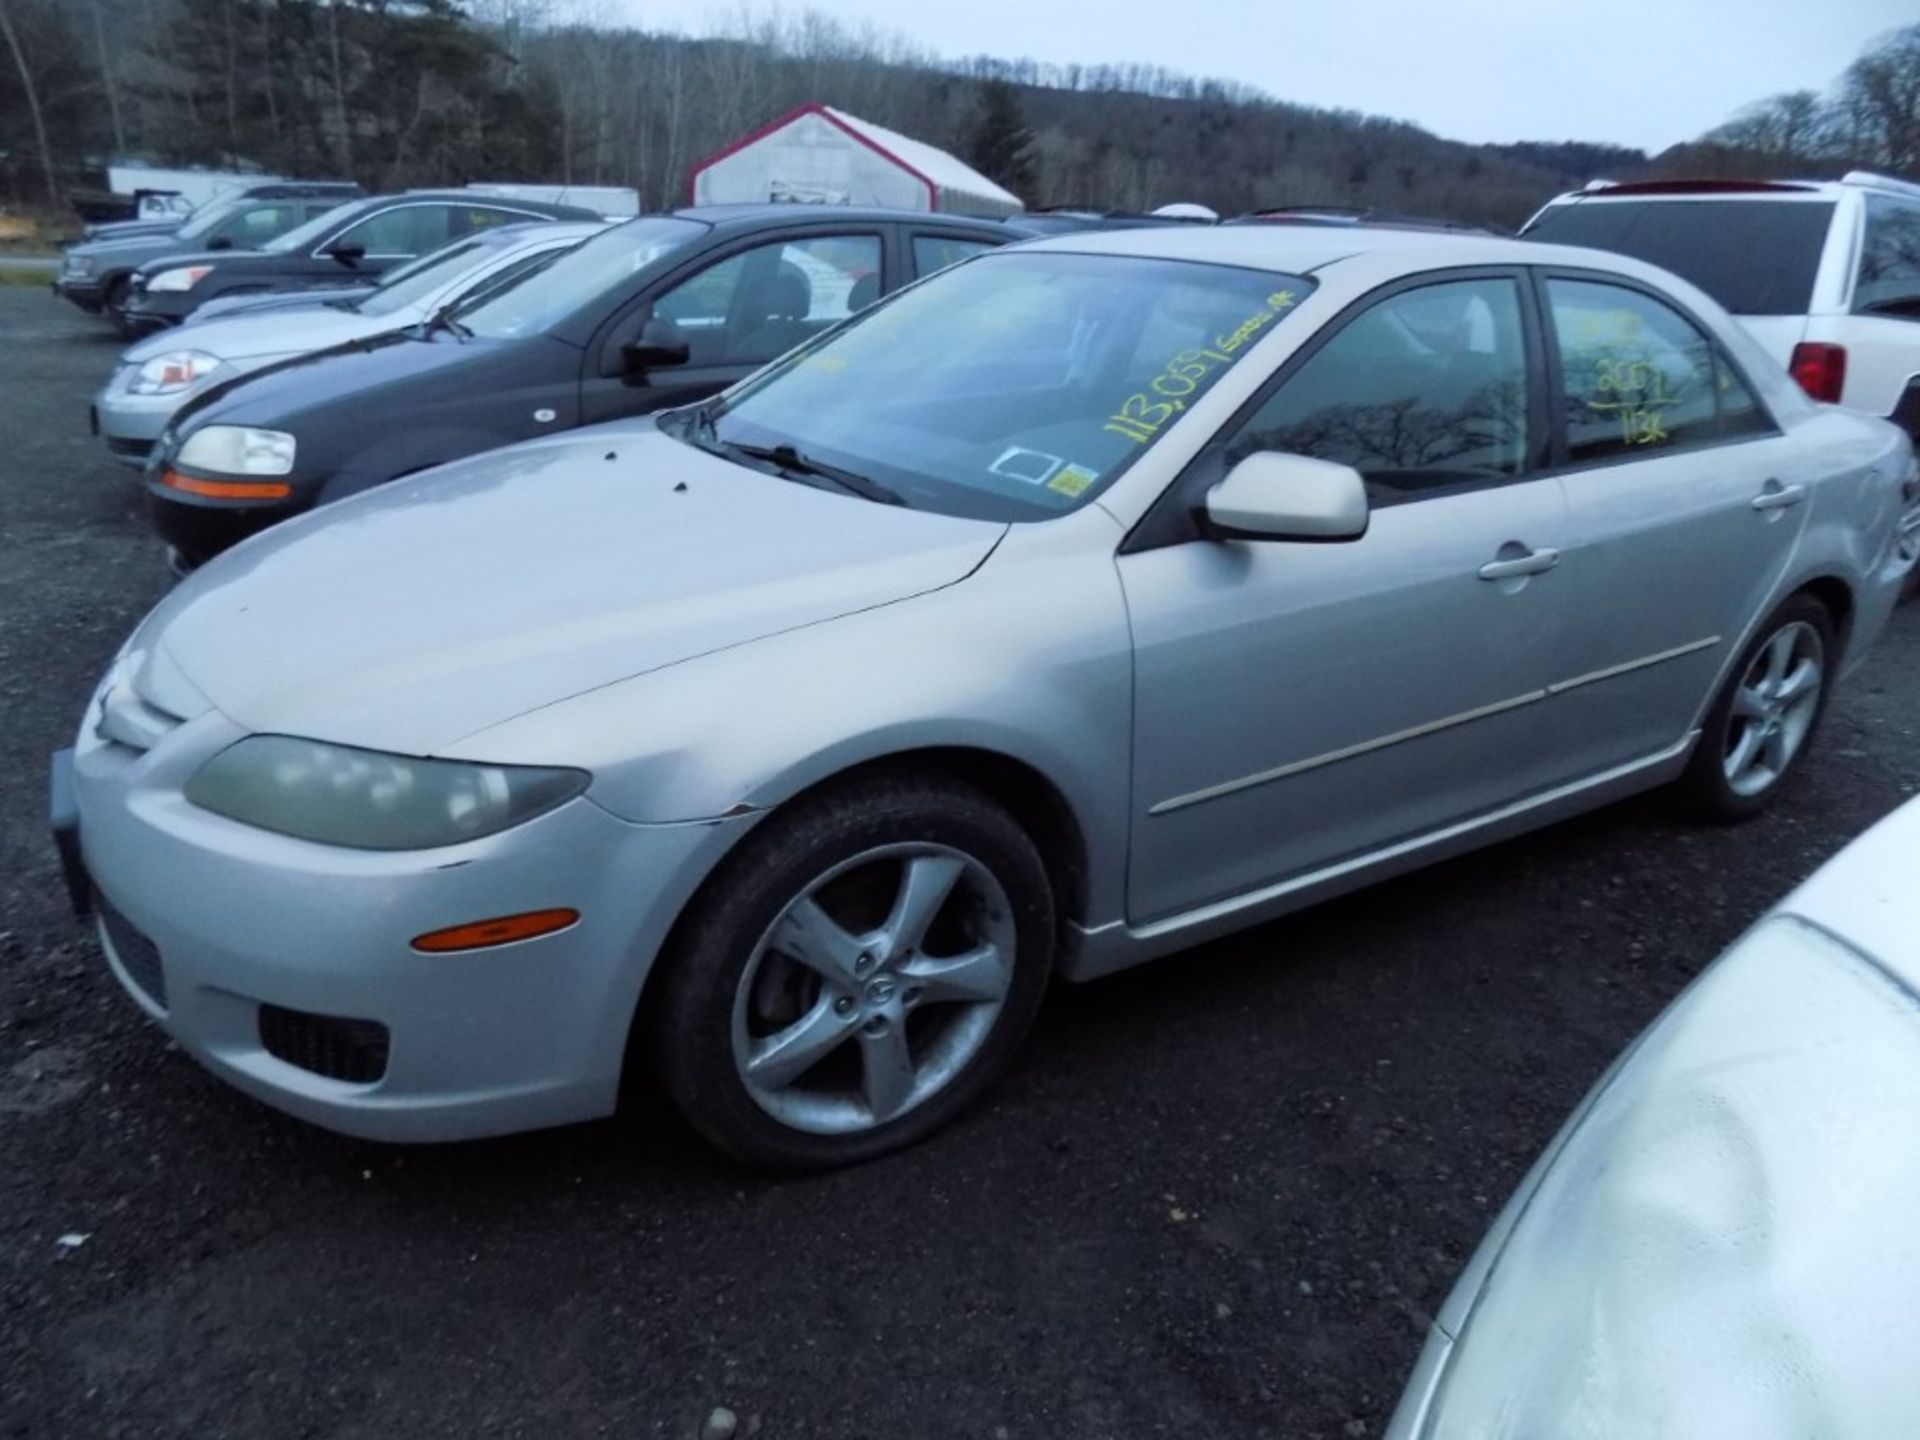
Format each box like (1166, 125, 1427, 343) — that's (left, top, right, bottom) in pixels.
(259, 1005, 390, 1084)
(96, 889, 167, 1007)
(105, 435, 153, 461)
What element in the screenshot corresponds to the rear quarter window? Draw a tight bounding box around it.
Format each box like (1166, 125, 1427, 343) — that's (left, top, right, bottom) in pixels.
(1524, 199, 1835, 316)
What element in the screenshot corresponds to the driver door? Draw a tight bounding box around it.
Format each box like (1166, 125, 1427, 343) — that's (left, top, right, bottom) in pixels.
(578, 230, 885, 426)
(1117, 273, 1572, 923)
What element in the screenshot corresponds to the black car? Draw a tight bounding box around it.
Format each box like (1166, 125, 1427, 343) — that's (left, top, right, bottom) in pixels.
(53, 182, 363, 331)
(147, 205, 1016, 564)
(119, 191, 602, 336)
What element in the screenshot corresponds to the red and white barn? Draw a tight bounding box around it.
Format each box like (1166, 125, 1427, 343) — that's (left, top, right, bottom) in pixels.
(689, 103, 1024, 218)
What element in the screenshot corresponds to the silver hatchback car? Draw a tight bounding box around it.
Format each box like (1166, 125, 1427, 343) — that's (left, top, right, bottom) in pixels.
(56, 227, 1917, 1167)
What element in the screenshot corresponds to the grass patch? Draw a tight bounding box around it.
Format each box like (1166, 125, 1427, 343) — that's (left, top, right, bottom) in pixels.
(0, 265, 53, 287)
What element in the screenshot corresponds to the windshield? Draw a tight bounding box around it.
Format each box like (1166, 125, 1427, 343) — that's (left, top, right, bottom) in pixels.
(456, 216, 708, 338)
(705, 251, 1314, 521)
(175, 196, 249, 242)
(1524, 199, 1835, 315)
(356, 237, 496, 317)
(263, 200, 362, 254)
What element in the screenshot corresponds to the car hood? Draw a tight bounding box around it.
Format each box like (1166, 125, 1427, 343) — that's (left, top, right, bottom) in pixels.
(178, 327, 486, 430)
(1406, 796, 1920, 1438)
(134, 424, 1007, 754)
(187, 287, 376, 325)
(72, 234, 191, 264)
(125, 302, 404, 364)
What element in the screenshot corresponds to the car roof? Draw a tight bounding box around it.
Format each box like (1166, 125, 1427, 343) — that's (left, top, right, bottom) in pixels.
(1011, 223, 1590, 276)
(669, 203, 1011, 233)
(1539, 171, 1920, 208)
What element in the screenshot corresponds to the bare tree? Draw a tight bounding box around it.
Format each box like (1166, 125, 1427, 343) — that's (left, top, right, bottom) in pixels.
(88, 0, 126, 153)
(1840, 23, 1920, 173)
(0, 0, 59, 201)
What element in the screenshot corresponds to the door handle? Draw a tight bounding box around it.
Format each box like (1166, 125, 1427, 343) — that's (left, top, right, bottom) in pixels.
(1478, 547, 1559, 581)
(1751, 482, 1807, 512)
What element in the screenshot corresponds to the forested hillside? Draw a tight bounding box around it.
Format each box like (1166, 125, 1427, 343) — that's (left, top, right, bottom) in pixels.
(2, 2, 1916, 230)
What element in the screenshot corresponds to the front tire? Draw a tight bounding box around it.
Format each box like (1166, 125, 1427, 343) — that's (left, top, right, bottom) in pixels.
(103, 276, 132, 337)
(650, 774, 1055, 1169)
(1678, 594, 1834, 821)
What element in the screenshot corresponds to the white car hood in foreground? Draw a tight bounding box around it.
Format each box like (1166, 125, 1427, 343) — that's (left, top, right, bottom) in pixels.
(1407, 797, 1920, 1439)
(134, 426, 1006, 755)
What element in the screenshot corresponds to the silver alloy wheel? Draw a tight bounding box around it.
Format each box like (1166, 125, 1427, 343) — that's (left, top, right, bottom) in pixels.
(731, 842, 1017, 1135)
(1723, 619, 1825, 798)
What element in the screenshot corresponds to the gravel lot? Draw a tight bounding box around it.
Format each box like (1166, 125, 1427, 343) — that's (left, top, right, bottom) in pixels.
(2, 287, 1916, 1440)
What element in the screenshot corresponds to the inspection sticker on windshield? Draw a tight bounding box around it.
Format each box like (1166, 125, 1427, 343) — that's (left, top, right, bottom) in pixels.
(1048, 464, 1098, 498)
(990, 446, 1064, 485)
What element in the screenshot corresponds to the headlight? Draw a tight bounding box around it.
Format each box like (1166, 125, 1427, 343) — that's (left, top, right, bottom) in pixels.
(66, 254, 95, 276)
(185, 735, 589, 850)
(175, 424, 296, 476)
(130, 350, 223, 396)
(1409, 917, 1920, 1437)
(146, 265, 214, 292)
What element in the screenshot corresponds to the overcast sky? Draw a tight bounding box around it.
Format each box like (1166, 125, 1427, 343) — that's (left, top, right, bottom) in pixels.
(610, 0, 1914, 153)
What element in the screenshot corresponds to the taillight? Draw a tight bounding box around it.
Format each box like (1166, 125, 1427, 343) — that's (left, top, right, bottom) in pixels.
(1789, 342, 1847, 403)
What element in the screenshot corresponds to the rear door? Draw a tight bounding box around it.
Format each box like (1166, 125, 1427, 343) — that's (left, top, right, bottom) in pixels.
(577, 227, 887, 425)
(1536, 271, 1815, 779)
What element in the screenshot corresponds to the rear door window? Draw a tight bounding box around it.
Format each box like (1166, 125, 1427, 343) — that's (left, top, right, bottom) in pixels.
(1547, 278, 1770, 464)
(1855, 194, 1920, 318)
(1524, 199, 1835, 315)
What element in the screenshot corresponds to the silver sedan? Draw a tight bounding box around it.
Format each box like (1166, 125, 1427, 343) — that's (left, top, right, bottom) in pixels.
(56, 226, 1918, 1167)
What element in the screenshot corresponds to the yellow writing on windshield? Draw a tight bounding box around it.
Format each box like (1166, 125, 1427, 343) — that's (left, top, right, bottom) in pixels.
(1103, 293, 1300, 446)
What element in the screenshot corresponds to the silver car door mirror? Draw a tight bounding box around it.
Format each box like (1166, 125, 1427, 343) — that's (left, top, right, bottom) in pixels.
(1202, 451, 1370, 542)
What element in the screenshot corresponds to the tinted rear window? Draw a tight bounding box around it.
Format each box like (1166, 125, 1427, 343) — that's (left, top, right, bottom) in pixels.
(1523, 199, 1834, 315)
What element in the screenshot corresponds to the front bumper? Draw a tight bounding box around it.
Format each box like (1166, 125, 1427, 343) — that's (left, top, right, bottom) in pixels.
(64, 695, 754, 1142)
(146, 480, 305, 566)
(54, 275, 105, 311)
(122, 289, 192, 335)
(94, 377, 181, 466)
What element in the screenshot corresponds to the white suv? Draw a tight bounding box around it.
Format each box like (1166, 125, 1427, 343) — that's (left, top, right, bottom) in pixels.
(1524, 172, 1920, 590)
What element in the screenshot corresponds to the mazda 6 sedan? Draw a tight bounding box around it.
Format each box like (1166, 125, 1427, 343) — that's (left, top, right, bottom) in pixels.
(53, 226, 1918, 1168)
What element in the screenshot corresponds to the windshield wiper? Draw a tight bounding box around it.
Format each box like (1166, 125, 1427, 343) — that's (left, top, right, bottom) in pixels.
(418, 302, 472, 340)
(719, 438, 904, 506)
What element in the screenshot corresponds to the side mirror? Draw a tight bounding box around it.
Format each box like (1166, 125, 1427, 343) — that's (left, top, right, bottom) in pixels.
(206, 234, 234, 251)
(325, 241, 366, 266)
(621, 315, 691, 376)
(1202, 451, 1369, 542)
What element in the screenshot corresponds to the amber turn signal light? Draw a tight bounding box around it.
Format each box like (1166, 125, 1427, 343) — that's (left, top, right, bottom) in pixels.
(411, 908, 579, 953)
(159, 469, 291, 501)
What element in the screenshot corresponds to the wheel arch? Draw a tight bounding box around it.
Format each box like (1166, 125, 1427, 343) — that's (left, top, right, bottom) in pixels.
(1794, 573, 1855, 654)
(619, 741, 1092, 1099)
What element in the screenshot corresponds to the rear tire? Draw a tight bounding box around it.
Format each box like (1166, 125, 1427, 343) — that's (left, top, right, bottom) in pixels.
(649, 774, 1054, 1170)
(1677, 594, 1835, 822)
